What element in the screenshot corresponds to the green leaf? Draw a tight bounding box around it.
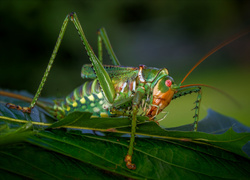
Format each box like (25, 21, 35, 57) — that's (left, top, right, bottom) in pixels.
(0, 91, 250, 179)
(0, 143, 127, 179)
(46, 111, 92, 129)
(168, 109, 250, 133)
(0, 122, 33, 146)
(125, 122, 250, 158)
(25, 129, 249, 179)
(46, 111, 148, 130)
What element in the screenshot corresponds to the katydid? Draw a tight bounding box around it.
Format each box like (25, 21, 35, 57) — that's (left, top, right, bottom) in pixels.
(3, 12, 249, 170)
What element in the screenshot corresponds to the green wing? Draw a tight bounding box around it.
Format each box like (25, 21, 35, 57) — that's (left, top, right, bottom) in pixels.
(81, 64, 138, 80)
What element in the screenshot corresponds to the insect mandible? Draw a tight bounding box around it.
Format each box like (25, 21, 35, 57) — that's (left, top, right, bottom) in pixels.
(4, 12, 249, 170)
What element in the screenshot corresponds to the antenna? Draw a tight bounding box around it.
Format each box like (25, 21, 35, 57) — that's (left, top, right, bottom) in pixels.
(180, 29, 250, 85)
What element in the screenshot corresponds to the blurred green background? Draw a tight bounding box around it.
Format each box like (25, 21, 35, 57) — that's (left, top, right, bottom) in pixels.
(0, 0, 249, 128)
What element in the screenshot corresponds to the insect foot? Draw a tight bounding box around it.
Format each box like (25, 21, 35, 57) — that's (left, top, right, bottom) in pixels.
(6, 103, 31, 113)
(124, 154, 136, 170)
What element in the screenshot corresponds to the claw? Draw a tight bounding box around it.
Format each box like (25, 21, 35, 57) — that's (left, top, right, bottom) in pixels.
(124, 155, 136, 170)
(22, 107, 32, 113)
(6, 103, 17, 109)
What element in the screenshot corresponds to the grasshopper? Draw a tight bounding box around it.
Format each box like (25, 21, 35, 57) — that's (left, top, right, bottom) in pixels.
(5, 12, 249, 170)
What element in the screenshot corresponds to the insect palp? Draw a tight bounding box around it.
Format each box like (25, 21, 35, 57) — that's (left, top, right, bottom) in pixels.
(156, 111, 169, 122)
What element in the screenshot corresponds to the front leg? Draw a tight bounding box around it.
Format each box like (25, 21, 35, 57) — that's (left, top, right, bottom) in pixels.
(124, 86, 145, 170)
(192, 88, 202, 131)
(173, 86, 202, 131)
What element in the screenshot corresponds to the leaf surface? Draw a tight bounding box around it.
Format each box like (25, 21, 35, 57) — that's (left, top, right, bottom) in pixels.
(0, 91, 250, 179)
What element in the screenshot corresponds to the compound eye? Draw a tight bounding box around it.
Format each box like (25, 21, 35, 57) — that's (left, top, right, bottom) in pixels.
(165, 79, 172, 87)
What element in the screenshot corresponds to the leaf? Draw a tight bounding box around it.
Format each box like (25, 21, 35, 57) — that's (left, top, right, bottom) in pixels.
(0, 121, 33, 146)
(46, 111, 93, 129)
(0, 143, 127, 180)
(129, 123, 250, 158)
(167, 109, 250, 134)
(26, 129, 250, 179)
(0, 90, 250, 179)
(47, 111, 148, 130)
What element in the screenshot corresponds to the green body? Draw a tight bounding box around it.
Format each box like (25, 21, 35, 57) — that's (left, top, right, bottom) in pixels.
(53, 65, 169, 119)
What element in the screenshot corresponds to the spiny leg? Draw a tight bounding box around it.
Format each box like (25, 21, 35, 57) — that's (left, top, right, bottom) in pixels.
(30, 16, 69, 109)
(192, 88, 202, 131)
(124, 104, 138, 170)
(97, 31, 103, 63)
(7, 14, 70, 112)
(124, 86, 146, 170)
(97, 27, 120, 65)
(173, 86, 202, 131)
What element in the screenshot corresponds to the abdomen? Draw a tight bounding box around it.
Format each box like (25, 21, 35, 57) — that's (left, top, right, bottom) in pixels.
(53, 79, 111, 119)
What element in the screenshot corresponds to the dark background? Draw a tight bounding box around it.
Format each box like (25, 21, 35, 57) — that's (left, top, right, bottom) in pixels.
(0, 0, 249, 127)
